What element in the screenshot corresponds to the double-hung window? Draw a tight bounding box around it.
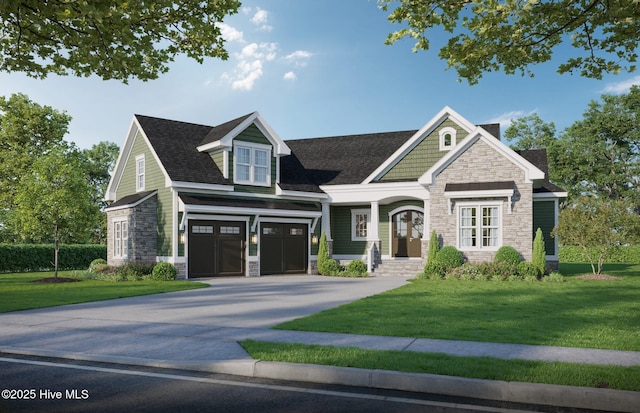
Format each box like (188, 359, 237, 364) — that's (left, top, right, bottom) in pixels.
(351, 209, 370, 241)
(234, 143, 271, 186)
(458, 203, 501, 250)
(113, 219, 128, 258)
(136, 154, 145, 192)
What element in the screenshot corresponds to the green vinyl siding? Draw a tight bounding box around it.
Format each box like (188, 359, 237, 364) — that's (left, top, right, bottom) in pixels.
(533, 200, 557, 256)
(331, 206, 367, 255)
(231, 124, 276, 194)
(210, 151, 225, 175)
(380, 119, 467, 181)
(115, 131, 173, 258)
(379, 200, 423, 255)
(235, 124, 271, 145)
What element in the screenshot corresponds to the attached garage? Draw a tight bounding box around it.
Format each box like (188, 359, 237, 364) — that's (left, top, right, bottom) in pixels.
(188, 220, 246, 277)
(260, 223, 307, 275)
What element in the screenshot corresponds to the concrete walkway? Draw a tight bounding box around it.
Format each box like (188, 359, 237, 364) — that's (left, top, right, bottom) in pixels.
(1, 275, 638, 412)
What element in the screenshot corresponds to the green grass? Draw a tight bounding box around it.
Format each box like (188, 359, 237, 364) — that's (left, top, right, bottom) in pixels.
(0, 271, 208, 313)
(241, 340, 640, 392)
(275, 263, 640, 351)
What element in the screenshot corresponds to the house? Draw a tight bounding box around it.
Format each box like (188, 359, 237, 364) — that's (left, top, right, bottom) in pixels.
(105, 106, 566, 278)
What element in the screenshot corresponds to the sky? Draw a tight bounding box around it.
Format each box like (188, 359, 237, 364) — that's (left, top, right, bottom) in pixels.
(1, 0, 639, 150)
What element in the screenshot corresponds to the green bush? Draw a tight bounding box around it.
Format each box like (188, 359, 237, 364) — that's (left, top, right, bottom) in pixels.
(426, 230, 439, 264)
(542, 272, 565, 283)
(321, 259, 342, 276)
(344, 259, 367, 276)
(150, 262, 177, 281)
(494, 246, 522, 266)
(435, 246, 463, 271)
(447, 263, 482, 280)
(478, 261, 517, 280)
(317, 232, 334, 275)
(421, 261, 446, 279)
(517, 261, 541, 279)
(88, 258, 107, 273)
(532, 228, 546, 275)
(0, 244, 107, 272)
(118, 262, 156, 281)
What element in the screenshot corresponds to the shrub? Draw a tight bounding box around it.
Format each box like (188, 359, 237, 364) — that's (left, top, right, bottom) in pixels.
(532, 228, 546, 275)
(317, 232, 334, 275)
(322, 259, 342, 276)
(344, 259, 367, 276)
(426, 230, 439, 264)
(88, 258, 107, 273)
(517, 261, 541, 279)
(422, 261, 446, 280)
(447, 263, 482, 281)
(436, 246, 463, 271)
(0, 244, 107, 272)
(150, 262, 177, 281)
(542, 272, 565, 283)
(494, 246, 522, 266)
(117, 262, 156, 281)
(478, 261, 517, 281)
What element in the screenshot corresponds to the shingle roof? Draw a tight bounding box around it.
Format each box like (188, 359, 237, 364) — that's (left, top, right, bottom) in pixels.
(284, 131, 417, 185)
(198, 112, 254, 148)
(517, 149, 566, 194)
(106, 190, 156, 210)
(180, 194, 321, 212)
(445, 181, 515, 192)
(135, 115, 230, 185)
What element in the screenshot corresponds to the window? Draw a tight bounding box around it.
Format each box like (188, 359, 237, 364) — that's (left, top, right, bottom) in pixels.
(351, 209, 370, 241)
(457, 203, 501, 250)
(136, 154, 145, 192)
(439, 127, 457, 151)
(113, 219, 128, 258)
(234, 143, 271, 186)
(220, 225, 240, 235)
(192, 225, 214, 234)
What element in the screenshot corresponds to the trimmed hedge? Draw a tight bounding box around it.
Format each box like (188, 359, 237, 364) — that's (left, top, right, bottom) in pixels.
(0, 244, 107, 272)
(559, 245, 640, 264)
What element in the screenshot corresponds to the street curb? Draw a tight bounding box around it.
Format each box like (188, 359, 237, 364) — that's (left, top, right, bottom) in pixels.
(2, 347, 638, 413)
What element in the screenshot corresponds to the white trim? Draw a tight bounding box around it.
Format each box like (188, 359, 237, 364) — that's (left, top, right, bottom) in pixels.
(388, 207, 425, 257)
(135, 154, 145, 192)
(104, 190, 158, 212)
(321, 181, 430, 204)
(169, 181, 234, 192)
(112, 217, 129, 259)
(183, 205, 322, 219)
(351, 208, 370, 241)
(419, 127, 545, 186)
(439, 127, 457, 151)
(533, 191, 568, 199)
(197, 112, 291, 156)
(363, 106, 476, 184)
(445, 189, 514, 214)
(456, 200, 503, 252)
(276, 186, 328, 200)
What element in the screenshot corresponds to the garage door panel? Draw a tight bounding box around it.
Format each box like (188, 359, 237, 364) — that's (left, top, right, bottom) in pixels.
(260, 223, 307, 275)
(188, 220, 245, 277)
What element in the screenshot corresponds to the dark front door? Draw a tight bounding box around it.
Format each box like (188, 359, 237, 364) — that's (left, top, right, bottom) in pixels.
(260, 223, 307, 275)
(188, 220, 245, 277)
(392, 211, 423, 258)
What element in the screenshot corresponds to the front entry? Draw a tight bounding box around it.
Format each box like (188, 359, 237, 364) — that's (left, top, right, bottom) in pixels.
(260, 223, 307, 275)
(188, 220, 245, 277)
(392, 210, 423, 257)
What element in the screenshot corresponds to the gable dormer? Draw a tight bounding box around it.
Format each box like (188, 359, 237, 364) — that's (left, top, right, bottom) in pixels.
(197, 112, 291, 193)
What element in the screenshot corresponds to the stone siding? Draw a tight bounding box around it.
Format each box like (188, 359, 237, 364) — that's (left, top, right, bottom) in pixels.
(107, 195, 158, 267)
(429, 139, 533, 262)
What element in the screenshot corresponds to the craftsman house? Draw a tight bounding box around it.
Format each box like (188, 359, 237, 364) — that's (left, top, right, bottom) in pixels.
(105, 107, 566, 278)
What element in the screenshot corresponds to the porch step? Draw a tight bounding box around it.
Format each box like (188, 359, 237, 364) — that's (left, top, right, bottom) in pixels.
(371, 260, 424, 277)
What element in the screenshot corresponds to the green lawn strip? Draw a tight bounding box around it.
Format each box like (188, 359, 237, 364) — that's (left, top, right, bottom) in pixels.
(0, 272, 208, 313)
(240, 340, 640, 392)
(274, 264, 640, 351)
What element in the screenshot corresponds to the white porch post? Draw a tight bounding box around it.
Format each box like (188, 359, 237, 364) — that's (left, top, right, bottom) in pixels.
(321, 202, 332, 240)
(423, 199, 430, 239)
(368, 201, 379, 241)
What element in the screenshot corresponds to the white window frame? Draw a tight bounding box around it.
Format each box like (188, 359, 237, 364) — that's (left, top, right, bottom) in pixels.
(439, 127, 457, 151)
(233, 142, 271, 187)
(456, 201, 502, 251)
(113, 218, 129, 258)
(135, 154, 145, 192)
(351, 208, 370, 241)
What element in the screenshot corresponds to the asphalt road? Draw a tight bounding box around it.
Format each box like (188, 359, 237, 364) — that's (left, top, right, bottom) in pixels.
(0, 354, 600, 413)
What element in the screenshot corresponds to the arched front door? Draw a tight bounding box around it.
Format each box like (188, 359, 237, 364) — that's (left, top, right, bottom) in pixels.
(392, 210, 423, 257)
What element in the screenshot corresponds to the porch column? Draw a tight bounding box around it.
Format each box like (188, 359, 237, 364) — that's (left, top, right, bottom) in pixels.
(321, 201, 332, 241)
(368, 201, 379, 241)
(423, 199, 430, 239)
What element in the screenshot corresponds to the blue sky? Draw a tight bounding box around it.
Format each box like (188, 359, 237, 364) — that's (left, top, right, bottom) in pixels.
(1, 0, 639, 150)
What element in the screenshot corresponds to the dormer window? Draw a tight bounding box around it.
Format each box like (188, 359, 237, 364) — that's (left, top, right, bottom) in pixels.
(136, 154, 145, 192)
(233, 142, 271, 186)
(439, 127, 457, 151)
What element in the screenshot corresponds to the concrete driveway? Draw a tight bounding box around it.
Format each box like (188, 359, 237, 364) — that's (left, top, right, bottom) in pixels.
(2, 275, 409, 329)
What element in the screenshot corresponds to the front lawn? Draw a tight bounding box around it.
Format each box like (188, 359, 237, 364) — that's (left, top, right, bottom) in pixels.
(0, 271, 208, 313)
(275, 263, 640, 351)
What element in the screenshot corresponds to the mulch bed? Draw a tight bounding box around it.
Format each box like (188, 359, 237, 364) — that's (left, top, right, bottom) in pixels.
(575, 274, 622, 280)
(31, 277, 81, 284)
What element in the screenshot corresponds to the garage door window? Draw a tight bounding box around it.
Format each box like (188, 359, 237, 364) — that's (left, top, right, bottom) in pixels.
(220, 225, 241, 235)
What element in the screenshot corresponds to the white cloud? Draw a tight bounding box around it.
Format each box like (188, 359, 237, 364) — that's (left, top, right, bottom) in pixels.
(285, 50, 312, 68)
(222, 43, 280, 91)
(250, 8, 273, 32)
(283, 71, 297, 81)
(216, 22, 244, 43)
(602, 75, 640, 94)
(241, 6, 252, 15)
(231, 60, 263, 91)
(485, 110, 532, 129)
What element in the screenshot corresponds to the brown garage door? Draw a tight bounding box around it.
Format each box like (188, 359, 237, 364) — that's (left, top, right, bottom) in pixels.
(188, 220, 245, 277)
(260, 223, 307, 275)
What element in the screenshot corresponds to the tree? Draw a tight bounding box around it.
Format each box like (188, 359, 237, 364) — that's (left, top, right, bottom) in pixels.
(504, 113, 557, 151)
(13, 146, 98, 277)
(0, 1, 241, 82)
(378, 0, 640, 84)
(532, 228, 546, 276)
(426, 230, 439, 264)
(551, 197, 640, 275)
(0, 93, 71, 211)
(553, 86, 640, 209)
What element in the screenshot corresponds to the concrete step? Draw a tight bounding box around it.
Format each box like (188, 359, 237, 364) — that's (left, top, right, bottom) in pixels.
(372, 260, 424, 277)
